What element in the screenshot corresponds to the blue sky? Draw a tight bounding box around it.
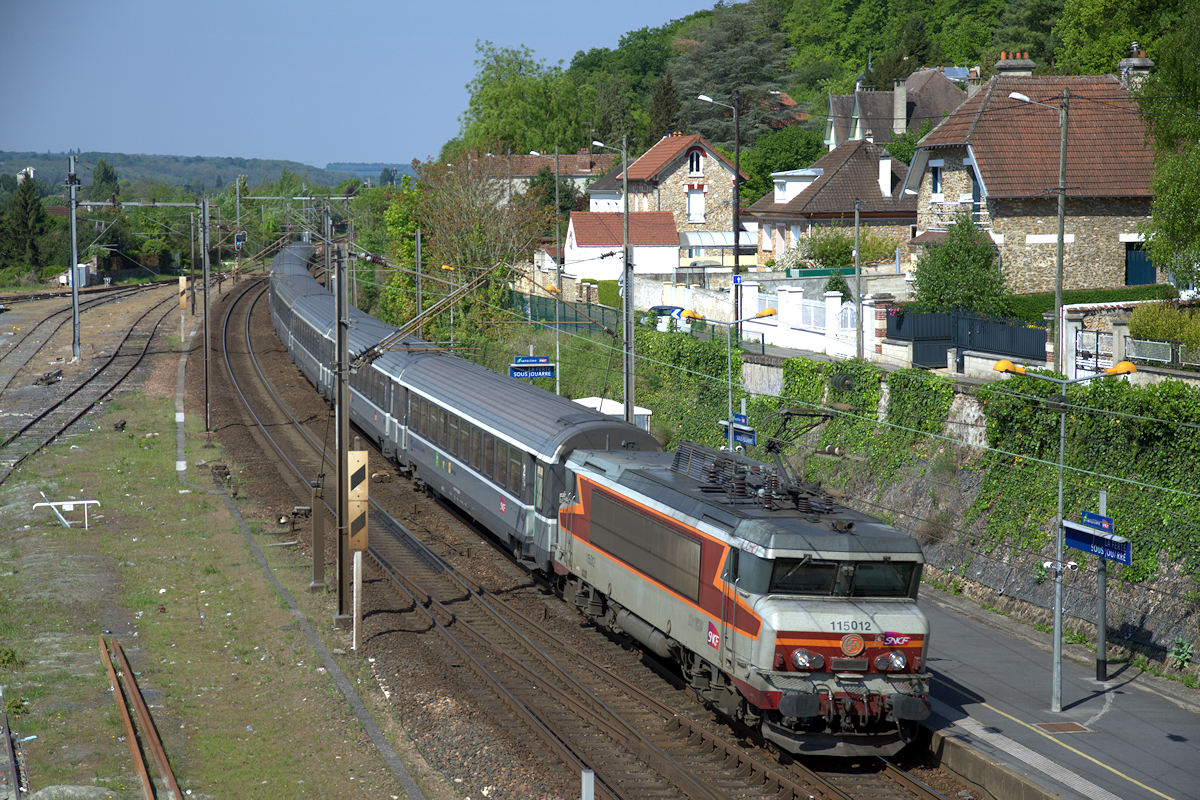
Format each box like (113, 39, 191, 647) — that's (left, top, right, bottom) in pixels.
(0, 0, 716, 169)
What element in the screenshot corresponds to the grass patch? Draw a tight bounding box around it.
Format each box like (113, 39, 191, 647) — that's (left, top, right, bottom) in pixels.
(0, 391, 433, 798)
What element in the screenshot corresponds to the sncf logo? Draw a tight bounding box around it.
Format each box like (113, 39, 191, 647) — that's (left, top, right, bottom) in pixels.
(707, 622, 720, 649)
(884, 632, 911, 646)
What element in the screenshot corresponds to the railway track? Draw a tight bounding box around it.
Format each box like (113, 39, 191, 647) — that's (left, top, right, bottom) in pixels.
(0, 285, 154, 397)
(0, 288, 178, 486)
(216, 276, 953, 800)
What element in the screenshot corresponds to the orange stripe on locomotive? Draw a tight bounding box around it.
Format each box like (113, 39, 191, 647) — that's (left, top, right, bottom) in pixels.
(560, 476, 762, 641)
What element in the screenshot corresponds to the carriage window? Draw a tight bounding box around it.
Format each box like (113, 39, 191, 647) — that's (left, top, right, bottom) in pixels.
(483, 435, 495, 480)
(507, 448, 523, 496)
(471, 427, 481, 470)
(447, 415, 459, 456)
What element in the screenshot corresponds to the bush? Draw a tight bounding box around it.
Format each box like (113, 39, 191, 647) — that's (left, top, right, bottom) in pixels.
(912, 215, 1013, 317)
(1004, 284, 1179, 322)
(1129, 301, 1200, 348)
(824, 272, 850, 301)
(807, 227, 902, 270)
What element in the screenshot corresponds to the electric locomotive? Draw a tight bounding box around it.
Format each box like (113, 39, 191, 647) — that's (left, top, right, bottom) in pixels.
(269, 245, 930, 756)
(555, 442, 930, 756)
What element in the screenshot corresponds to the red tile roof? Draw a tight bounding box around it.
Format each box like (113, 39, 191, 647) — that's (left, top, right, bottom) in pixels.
(570, 211, 678, 247)
(619, 133, 744, 183)
(918, 74, 1153, 198)
(503, 151, 617, 179)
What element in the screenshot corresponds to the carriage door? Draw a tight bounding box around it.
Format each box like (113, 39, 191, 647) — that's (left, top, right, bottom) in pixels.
(719, 548, 740, 670)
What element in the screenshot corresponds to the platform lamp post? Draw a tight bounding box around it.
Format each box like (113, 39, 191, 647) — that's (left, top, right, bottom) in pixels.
(698, 90, 742, 338)
(992, 359, 1136, 712)
(531, 147, 562, 394)
(1009, 90, 1068, 368)
(683, 308, 777, 451)
(592, 137, 634, 424)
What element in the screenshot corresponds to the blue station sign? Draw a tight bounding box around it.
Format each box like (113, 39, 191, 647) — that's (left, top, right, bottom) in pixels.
(510, 364, 555, 379)
(514, 356, 550, 364)
(1063, 520, 1131, 565)
(720, 420, 756, 447)
(1081, 510, 1114, 532)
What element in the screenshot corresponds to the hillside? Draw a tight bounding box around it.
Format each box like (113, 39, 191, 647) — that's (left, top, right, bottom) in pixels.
(0, 150, 355, 191)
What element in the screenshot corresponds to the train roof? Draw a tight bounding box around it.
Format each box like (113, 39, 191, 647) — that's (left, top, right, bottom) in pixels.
(270, 245, 659, 460)
(569, 446, 923, 559)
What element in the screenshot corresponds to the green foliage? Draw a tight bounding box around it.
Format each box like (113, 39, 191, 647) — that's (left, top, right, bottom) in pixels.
(1, 176, 51, 268)
(912, 215, 1013, 316)
(883, 118, 933, 165)
(1053, 0, 1183, 75)
(824, 271, 850, 302)
(1000, 283, 1178, 321)
(635, 327, 736, 449)
(1169, 637, 1194, 670)
(808, 226, 901, 270)
(1136, 6, 1200, 290)
(1128, 302, 1200, 348)
(739, 125, 824, 203)
(974, 372, 1200, 582)
(89, 158, 120, 201)
(645, 72, 683, 145)
(456, 41, 591, 155)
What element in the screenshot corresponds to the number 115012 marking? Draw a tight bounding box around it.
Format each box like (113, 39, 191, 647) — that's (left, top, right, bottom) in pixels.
(831, 620, 872, 632)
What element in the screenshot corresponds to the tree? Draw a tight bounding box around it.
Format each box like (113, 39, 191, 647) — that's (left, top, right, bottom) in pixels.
(738, 125, 824, 202)
(645, 72, 683, 145)
(1, 176, 51, 267)
(1136, 4, 1200, 289)
(912, 215, 1012, 316)
(457, 41, 591, 154)
(883, 118, 933, 165)
(407, 155, 553, 339)
(89, 158, 119, 202)
(1053, 0, 1183, 74)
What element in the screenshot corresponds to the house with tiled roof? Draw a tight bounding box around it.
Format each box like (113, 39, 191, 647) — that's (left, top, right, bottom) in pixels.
(900, 52, 1160, 296)
(562, 211, 679, 281)
(824, 68, 968, 151)
(502, 150, 617, 195)
(747, 139, 915, 262)
(587, 133, 746, 261)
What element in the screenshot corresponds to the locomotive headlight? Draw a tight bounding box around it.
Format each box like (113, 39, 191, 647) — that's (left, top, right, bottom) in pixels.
(791, 649, 825, 671)
(875, 650, 907, 671)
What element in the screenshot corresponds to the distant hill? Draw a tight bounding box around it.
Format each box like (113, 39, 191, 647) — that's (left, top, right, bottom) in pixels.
(326, 162, 418, 182)
(0, 150, 356, 191)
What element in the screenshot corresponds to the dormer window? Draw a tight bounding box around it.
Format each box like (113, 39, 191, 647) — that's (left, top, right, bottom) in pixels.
(688, 150, 703, 176)
(774, 180, 786, 202)
(928, 159, 945, 202)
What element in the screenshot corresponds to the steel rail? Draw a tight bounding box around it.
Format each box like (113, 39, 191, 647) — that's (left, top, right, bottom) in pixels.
(97, 636, 154, 800)
(0, 290, 177, 486)
(111, 640, 184, 799)
(218, 280, 613, 797)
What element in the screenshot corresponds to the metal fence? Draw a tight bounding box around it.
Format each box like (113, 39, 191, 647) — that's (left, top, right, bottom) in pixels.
(509, 291, 765, 354)
(1126, 336, 1200, 370)
(886, 309, 1046, 368)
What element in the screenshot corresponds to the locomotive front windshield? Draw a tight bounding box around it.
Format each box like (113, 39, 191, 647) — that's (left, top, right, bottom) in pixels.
(734, 552, 920, 598)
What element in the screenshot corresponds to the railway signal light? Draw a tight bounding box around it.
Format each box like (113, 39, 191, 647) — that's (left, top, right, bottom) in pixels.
(347, 450, 368, 551)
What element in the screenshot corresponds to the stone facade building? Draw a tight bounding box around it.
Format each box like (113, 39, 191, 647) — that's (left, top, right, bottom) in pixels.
(746, 138, 916, 264)
(901, 52, 1161, 295)
(588, 133, 744, 261)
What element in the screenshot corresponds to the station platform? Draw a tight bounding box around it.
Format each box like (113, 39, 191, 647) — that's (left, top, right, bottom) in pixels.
(922, 588, 1200, 800)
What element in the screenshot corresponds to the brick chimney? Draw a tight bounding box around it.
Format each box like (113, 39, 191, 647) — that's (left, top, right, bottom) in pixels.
(892, 77, 907, 135)
(1118, 46, 1154, 90)
(995, 51, 1035, 77)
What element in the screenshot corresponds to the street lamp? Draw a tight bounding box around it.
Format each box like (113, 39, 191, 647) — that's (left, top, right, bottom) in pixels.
(698, 91, 743, 339)
(1009, 90, 1069, 369)
(993, 358, 1136, 712)
(684, 308, 777, 451)
(593, 137, 634, 424)
(531, 147, 563, 394)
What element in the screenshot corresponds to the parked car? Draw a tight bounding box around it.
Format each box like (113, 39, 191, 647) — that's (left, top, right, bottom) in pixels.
(645, 305, 692, 333)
